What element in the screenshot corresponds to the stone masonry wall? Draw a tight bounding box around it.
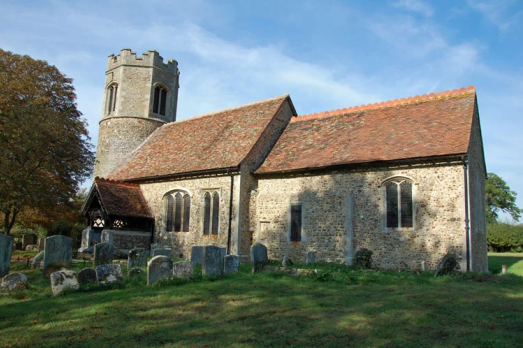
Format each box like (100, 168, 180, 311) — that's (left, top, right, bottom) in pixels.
(252, 163, 468, 270)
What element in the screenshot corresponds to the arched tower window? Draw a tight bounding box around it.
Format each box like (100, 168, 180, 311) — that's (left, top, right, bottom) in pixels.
(383, 177, 414, 230)
(107, 83, 118, 114)
(164, 190, 191, 232)
(153, 86, 168, 116)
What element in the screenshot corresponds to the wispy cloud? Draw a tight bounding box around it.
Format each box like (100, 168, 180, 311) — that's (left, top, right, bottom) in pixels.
(467, 0, 522, 30)
(392, 0, 434, 16)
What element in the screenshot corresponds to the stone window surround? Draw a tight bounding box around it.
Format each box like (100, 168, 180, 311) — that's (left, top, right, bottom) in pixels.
(163, 188, 192, 233)
(380, 175, 417, 233)
(151, 82, 170, 118)
(287, 201, 307, 243)
(201, 188, 222, 237)
(105, 82, 118, 116)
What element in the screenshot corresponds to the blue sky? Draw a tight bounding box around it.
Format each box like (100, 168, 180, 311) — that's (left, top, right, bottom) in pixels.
(1, 0, 522, 216)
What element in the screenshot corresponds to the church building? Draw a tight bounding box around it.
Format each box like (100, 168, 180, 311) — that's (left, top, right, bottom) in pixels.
(80, 48, 488, 272)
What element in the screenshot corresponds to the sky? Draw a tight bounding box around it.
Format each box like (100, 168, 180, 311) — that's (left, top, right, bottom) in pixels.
(0, 0, 522, 217)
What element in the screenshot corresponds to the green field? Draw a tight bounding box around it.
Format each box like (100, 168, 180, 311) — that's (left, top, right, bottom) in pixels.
(1, 253, 522, 348)
(488, 252, 523, 276)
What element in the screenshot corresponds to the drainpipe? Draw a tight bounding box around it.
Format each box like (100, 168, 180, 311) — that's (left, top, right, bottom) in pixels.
(463, 156, 471, 272)
(226, 171, 234, 255)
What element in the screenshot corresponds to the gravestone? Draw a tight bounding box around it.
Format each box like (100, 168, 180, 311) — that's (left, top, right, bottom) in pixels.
(50, 270, 79, 295)
(147, 255, 173, 285)
(305, 251, 316, 265)
(250, 243, 268, 273)
(0, 273, 27, 292)
(95, 264, 123, 284)
(30, 251, 44, 269)
(282, 255, 293, 268)
(0, 233, 13, 277)
(152, 248, 172, 258)
(22, 234, 37, 249)
(128, 248, 148, 268)
(223, 255, 239, 275)
(190, 246, 203, 266)
(78, 268, 98, 284)
(43, 235, 72, 269)
(202, 246, 223, 277)
(173, 261, 193, 279)
(94, 242, 115, 266)
(129, 268, 144, 277)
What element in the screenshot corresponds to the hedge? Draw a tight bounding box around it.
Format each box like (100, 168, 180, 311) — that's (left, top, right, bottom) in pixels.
(487, 223, 523, 252)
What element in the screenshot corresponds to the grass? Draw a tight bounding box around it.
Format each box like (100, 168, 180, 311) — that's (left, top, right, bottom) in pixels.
(0, 253, 522, 347)
(488, 252, 523, 276)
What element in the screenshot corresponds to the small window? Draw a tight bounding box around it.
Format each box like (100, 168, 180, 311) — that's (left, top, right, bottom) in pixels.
(290, 203, 302, 242)
(153, 86, 168, 116)
(107, 84, 118, 114)
(165, 191, 191, 232)
(203, 191, 220, 235)
(212, 192, 220, 235)
(183, 194, 191, 232)
(384, 178, 413, 229)
(203, 192, 211, 235)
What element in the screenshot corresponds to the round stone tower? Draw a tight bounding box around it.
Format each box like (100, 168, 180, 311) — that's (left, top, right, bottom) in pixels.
(93, 48, 180, 178)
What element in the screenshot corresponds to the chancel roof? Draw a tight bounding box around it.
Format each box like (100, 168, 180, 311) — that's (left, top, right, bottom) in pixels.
(256, 86, 477, 174)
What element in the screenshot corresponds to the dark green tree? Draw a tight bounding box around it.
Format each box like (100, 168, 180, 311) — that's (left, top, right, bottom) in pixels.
(0, 49, 94, 235)
(486, 173, 522, 223)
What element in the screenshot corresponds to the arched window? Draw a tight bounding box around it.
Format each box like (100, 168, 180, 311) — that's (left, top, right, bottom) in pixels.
(107, 84, 118, 114)
(203, 192, 211, 235)
(203, 191, 220, 235)
(153, 86, 168, 116)
(212, 192, 220, 235)
(164, 191, 191, 232)
(384, 177, 414, 230)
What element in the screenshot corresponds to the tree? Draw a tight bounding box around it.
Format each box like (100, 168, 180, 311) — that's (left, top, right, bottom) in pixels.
(0, 49, 94, 235)
(485, 173, 522, 223)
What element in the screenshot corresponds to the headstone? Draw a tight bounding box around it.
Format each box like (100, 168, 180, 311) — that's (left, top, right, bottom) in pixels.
(0, 272, 27, 291)
(93, 242, 115, 266)
(78, 268, 98, 284)
(43, 235, 72, 269)
(15, 242, 23, 250)
(250, 243, 268, 273)
(37, 238, 46, 251)
(282, 255, 293, 268)
(420, 261, 428, 272)
(95, 264, 123, 284)
(152, 248, 172, 258)
(202, 246, 224, 277)
(223, 255, 239, 275)
(147, 256, 173, 285)
(0, 234, 13, 277)
(23, 234, 37, 249)
(30, 251, 45, 269)
(173, 261, 193, 279)
(190, 246, 203, 266)
(129, 268, 144, 277)
(50, 270, 79, 295)
(128, 248, 148, 268)
(305, 251, 316, 265)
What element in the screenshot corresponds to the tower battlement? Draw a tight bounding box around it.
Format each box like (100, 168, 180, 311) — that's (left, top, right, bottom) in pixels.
(107, 48, 178, 75)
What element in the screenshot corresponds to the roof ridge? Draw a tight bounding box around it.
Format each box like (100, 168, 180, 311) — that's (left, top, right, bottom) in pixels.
(94, 176, 140, 187)
(166, 94, 290, 126)
(293, 86, 476, 122)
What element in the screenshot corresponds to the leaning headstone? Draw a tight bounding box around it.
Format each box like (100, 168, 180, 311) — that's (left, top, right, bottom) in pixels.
(128, 248, 148, 268)
(305, 251, 316, 265)
(129, 268, 144, 277)
(43, 235, 72, 269)
(30, 251, 45, 269)
(93, 242, 115, 266)
(202, 246, 224, 277)
(0, 273, 27, 292)
(190, 246, 204, 266)
(282, 255, 293, 268)
(0, 234, 13, 277)
(78, 268, 98, 285)
(147, 256, 173, 285)
(152, 248, 172, 258)
(50, 270, 79, 295)
(250, 243, 268, 273)
(95, 264, 123, 284)
(223, 255, 239, 275)
(173, 261, 193, 279)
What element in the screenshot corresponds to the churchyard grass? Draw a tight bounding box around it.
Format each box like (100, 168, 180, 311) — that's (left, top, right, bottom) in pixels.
(488, 252, 523, 276)
(1, 254, 522, 347)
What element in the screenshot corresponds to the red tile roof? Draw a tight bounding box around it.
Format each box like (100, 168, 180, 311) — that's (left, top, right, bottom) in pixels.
(256, 86, 476, 174)
(109, 95, 291, 181)
(94, 178, 153, 218)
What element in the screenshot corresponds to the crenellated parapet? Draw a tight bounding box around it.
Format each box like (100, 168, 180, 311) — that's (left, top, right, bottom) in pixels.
(107, 48, 178, 75)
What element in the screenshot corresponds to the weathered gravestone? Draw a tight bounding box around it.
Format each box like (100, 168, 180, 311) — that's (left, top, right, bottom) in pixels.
(147, 256, 173, 285)
(0, 273, 27, 292)
(96, 264, 123, 284)
(94, 242, 115, 266)
(250, 243, 268, 273)
(30, 251, 44, 269)
(78, 268, 98, 285)
(128, 248, 148, 268)
(129, 268, 144, 277)
(50, 270, 79, 295)
(152, 248, 172, 258)
(190, 246, 203, 266)
(0, 233, 13, 277)
(305, 251, 316, 265)
(282, 255, 293, 268)
(202, 246, 223, 277)
(173, 261, 193, 279)
(43, 235, 72, 269)
(223, 255, 239, 275)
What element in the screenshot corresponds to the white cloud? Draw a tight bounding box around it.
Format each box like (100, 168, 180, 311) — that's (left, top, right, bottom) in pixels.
(392, 0, 434, 17)
(467, 0, 522, 30)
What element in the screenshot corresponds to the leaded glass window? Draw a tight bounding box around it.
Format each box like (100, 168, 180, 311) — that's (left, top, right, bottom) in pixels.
(174, 193, 182, 232)
(212, 192, 219, 235)
(384, 178, 413, 229)
(203, 192, 211, 235)
(183, 194, 191, 232)
(153, 86, 168, 116)
(165, 191, 191, 233)
(290, 204, 302, 242)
